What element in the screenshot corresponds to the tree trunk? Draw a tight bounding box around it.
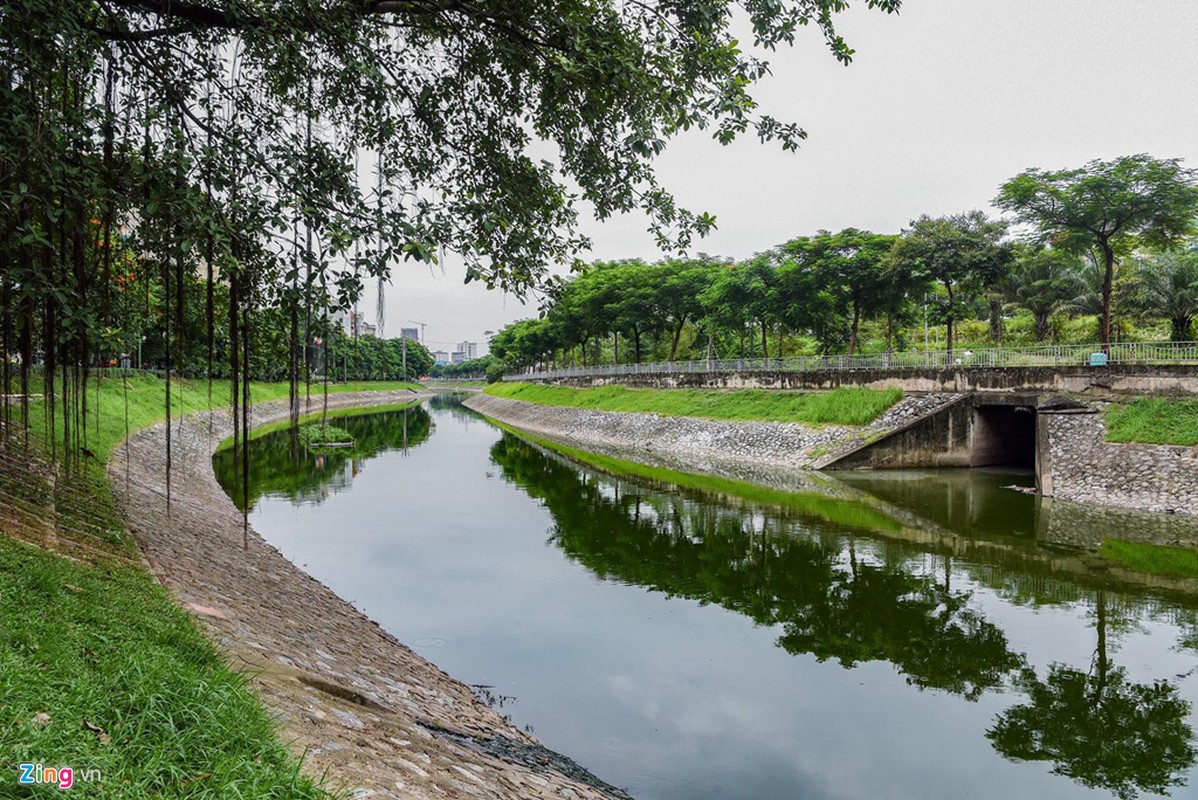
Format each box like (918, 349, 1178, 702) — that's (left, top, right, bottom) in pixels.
(669, 318, 685, 361)
(1099, 239, 1115, 352)
(760, 319, 769, 360)
(1172, 316, 1193, 342)
(848, 298, 861, 357)
(613, 331, 618, 364)
(988, 296, 1003, 342)
(1094, 589, 1108, 702)
(633, 327, 642, 363)
(1035, 312, 1050, 343)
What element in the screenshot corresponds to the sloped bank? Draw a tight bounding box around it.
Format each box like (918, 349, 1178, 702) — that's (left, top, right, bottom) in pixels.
(110, 390, 631, 800)
(467, 392, 1198, 520)
(463, 391, 961, 488)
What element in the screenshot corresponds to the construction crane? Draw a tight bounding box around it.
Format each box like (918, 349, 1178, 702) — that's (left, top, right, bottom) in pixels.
(408, 320, 428, 342)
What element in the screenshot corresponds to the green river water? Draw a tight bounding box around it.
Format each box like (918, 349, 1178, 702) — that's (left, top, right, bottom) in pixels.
(213, 395, 1198, 800)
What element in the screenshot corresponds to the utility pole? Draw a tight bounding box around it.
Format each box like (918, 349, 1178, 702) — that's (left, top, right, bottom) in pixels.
(402, 338, 407, 380)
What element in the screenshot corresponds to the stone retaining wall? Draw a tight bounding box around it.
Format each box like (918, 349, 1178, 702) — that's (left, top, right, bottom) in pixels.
(1042, 408, 1198, 516)
(468, 393, 1198, 519)
(464, 392, 962, 487)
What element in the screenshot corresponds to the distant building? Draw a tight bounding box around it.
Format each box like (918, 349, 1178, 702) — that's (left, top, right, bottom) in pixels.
(344, 310, 377, 338)
(457, 341, 478, 360)
(433, 350, 450, 366)
(400, 327, 420, 342)
(450, 351, 466, 364)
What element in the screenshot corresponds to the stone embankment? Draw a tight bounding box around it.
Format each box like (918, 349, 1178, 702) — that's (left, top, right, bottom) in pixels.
(467, 391, 1198, 519)
(1043, 403, 1198, 516)
(111, 390, 631, 800)
(464, 391, 962, 485)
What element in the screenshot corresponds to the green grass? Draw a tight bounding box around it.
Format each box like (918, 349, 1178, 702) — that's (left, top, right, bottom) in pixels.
(15, 374, 422, 464)
(1104, 398, 1198, 446)
(0, 373, 422, 799)
(488, 419, 906, 534)
(1100, 539, 1198, 579)
(484, 383, 903, 426)
(0, 536, 331, 799)
(299, 423, 353, 447)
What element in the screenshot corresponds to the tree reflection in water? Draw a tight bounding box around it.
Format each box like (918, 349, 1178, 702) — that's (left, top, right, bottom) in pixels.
(213, 404, 432, 510)
(489, 431, 1196, 798)
(988, 591, 1195, 800)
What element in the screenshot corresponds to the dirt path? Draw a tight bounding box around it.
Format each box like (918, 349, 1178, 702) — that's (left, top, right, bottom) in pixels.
(110, 391, 631, 800)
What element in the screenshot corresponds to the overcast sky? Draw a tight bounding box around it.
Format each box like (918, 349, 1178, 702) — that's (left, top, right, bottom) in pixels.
(384, 0, 1198, 355)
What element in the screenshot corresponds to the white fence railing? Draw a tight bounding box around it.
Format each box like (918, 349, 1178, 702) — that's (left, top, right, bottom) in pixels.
(503, 341, 1198, 381)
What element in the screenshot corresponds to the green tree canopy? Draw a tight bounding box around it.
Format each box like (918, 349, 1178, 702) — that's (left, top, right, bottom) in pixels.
(996, 155, 1198, 348)
(779, 228, 898, 355)
(887, 211, 1013, 356)
(1135, 245, 1198, 342)
(1005, 246, 1084, 343)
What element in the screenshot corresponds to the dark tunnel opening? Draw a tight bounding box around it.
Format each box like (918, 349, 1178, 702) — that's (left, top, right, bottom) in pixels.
(970, 405, 1037, 468)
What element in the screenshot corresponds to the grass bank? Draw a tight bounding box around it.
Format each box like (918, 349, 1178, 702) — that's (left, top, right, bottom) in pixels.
(0, 536, 331, 799)
(1100, 539, 1198, 579)
(13, 374, 422, 463)
(485, 382, 902, 426)
(1, 374, 421, 798)
(1104, 398, 1198, 446)
(488, 419, 905, 534)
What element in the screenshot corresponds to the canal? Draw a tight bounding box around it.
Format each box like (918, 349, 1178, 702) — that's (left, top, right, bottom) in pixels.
(214, 395, 1198, 800)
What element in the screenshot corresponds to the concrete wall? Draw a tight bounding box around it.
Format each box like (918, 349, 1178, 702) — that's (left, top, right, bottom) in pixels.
(816, 397, 974, 470)
(532, 364, 1198, 399)
(821, 394, 1041, 473)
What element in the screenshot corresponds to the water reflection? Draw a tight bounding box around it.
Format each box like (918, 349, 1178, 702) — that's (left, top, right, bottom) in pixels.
(989, 589, 1195, 800)
(489, 431, 1197, 799)
(213, 404, 432, 510)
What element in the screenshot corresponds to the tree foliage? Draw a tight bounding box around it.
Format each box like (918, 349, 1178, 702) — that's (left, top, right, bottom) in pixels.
(1004, 246, 1084, 343)
(996, 155, 1198, 348)
(885, 212, 1013, 356)
(1135, 244, 1198, 342)
(0, 0, 904, 490)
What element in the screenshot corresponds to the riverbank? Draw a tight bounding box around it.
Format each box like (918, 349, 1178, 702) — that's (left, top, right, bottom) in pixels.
(485, 382, 903, 425)
(465, 391, 962, 486)
(466, 392, 1198, 519)
(110, 390, 632, 800)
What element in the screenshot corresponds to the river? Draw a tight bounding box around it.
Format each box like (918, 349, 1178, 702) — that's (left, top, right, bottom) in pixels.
(213, 395, 1198, 800)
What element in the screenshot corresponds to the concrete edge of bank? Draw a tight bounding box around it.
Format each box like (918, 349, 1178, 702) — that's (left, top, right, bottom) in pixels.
(465, 392, 1198, 519)
(109, 389, 632, 800)
(463, 391, 961, 487)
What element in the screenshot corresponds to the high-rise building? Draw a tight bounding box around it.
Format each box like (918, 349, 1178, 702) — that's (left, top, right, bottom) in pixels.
(400, 327, 420, 341)
(457, 341, 478, 360)
(433, 350, 450, 366)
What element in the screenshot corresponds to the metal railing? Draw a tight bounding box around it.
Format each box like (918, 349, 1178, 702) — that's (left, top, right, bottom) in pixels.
(503, 341, 1198, 381)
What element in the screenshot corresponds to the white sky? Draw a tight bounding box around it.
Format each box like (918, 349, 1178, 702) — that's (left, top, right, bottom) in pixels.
(385, 0, 1198, 354)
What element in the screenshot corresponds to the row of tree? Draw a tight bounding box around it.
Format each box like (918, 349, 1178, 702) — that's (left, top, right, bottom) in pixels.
(6, 0, 887, 484)
(490, 155, 1198, 372)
